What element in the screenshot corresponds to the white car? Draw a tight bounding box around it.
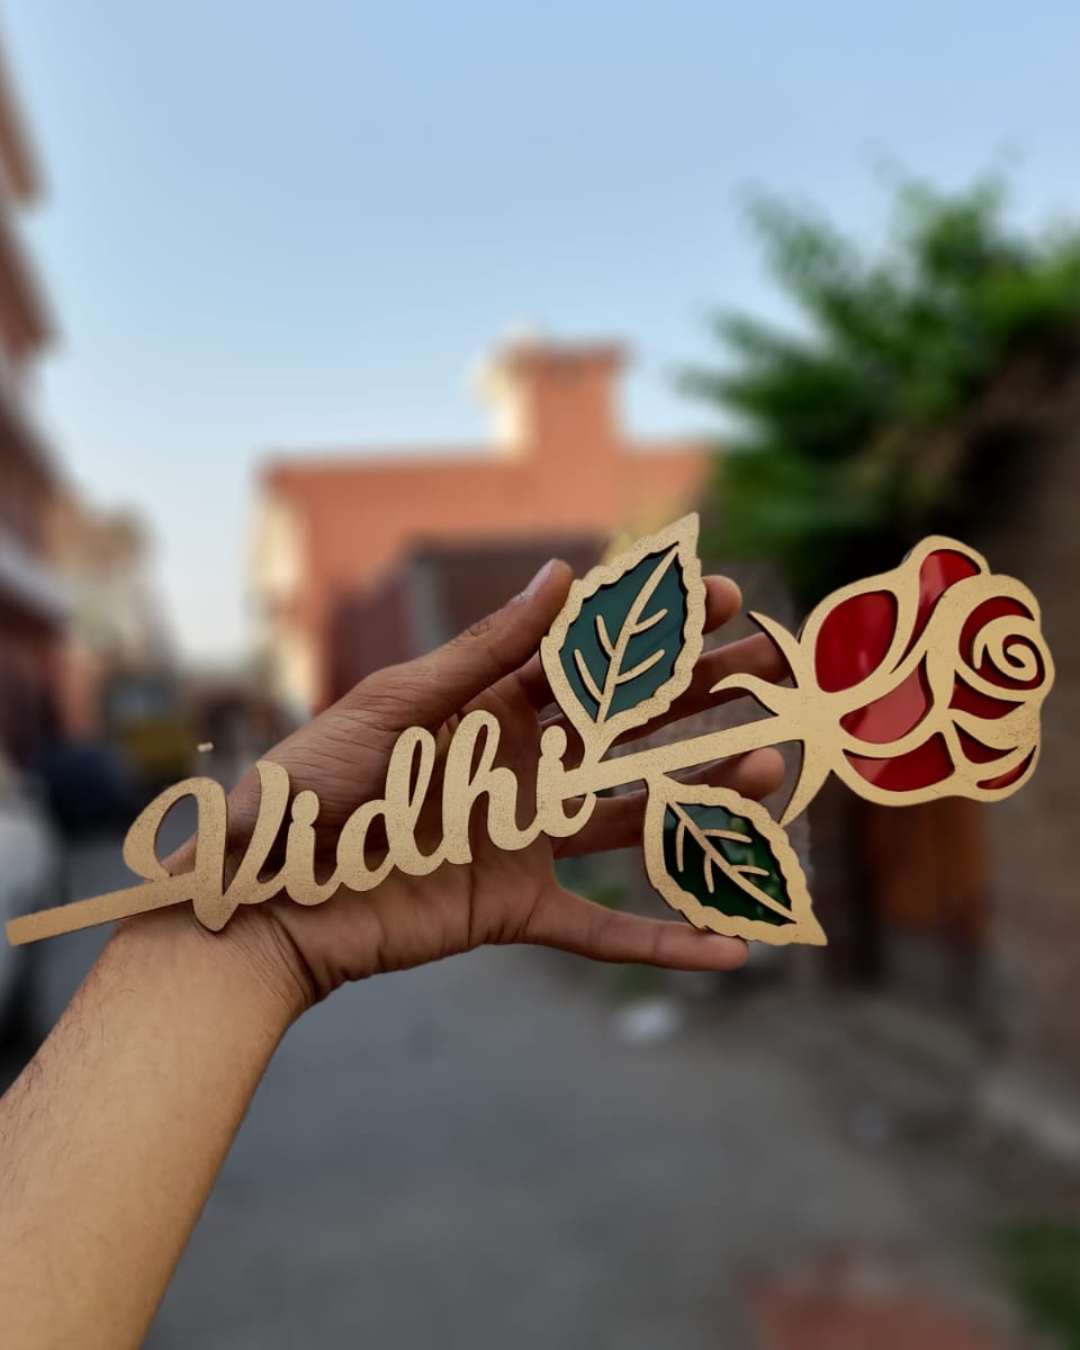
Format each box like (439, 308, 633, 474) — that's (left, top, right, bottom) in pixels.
(0, 754, 57, 1034)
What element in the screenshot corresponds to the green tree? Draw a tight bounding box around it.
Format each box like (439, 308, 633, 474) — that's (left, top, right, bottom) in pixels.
(684, 177, 1080, 600)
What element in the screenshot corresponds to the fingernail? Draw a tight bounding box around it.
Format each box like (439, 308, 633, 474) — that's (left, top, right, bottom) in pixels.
(520, 558, 555, 600)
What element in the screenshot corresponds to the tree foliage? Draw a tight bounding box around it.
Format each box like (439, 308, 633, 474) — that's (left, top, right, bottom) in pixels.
(684, 178, 1080, 599)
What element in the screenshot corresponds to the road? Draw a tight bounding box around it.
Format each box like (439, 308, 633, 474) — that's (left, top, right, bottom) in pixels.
(19, 832, 1011, 1350)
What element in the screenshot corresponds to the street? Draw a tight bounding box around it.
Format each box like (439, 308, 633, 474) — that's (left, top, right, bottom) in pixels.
(18, 833, 1018, 1350)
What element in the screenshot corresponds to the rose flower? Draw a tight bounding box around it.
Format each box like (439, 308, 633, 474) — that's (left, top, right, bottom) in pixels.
(718, 537, 1054, 823)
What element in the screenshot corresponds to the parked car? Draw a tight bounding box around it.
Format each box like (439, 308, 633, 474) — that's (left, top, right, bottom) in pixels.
(35, 739, 135, 836)
(0, 753, 58, 1043)
(100, 670, 194, 791)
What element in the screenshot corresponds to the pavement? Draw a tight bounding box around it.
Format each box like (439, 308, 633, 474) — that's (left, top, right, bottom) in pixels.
(9, 832, 1030, 1350)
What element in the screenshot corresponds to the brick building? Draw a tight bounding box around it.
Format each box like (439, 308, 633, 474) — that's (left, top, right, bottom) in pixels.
(251, 338, 711, 713)
(0, 43, 62, 766)
(329, 534, 607, 698)
(47, 493, 172, 738)
(803, 338, 1080, 1155)
(963, 341, 1080, 1152)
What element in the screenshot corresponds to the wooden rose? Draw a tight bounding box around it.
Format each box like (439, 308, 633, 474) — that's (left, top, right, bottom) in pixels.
(6, 516, 1053, 949)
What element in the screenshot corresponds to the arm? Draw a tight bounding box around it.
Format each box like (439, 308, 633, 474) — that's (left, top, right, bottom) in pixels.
(0, 907, 304, 1349)
(0, 560, 784, 1348)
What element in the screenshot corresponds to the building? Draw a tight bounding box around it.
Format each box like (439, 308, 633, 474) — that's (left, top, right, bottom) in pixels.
(47, 491, 172, 738)
(329, 534, 607, 697)
(251, 338, 712, 713)
(799, 335, 1080, 1157)
(960, 340, 1080, 1153)
(0, 42, 165, 765)
(0, 43, 62, 767)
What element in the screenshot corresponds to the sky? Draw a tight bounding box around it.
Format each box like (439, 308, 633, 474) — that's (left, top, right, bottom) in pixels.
(6, 0, 1080, 662)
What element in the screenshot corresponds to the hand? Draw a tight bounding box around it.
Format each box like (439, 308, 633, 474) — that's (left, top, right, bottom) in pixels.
(179, 559, 787, 1012)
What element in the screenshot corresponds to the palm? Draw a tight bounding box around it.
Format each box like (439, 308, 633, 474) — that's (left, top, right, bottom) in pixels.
(264, 674, 562, 988)
(220, 560, 785, 1001)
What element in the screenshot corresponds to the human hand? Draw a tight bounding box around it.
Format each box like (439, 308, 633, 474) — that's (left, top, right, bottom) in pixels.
(180, 559, 786, 1012)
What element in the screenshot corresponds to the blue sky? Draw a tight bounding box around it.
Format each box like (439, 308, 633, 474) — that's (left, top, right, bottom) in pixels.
(6, 0, 1080, 660)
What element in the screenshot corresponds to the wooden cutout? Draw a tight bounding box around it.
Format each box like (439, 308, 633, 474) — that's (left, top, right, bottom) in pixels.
(5, 515, 1054, 949)
(643, 779, 826, 946)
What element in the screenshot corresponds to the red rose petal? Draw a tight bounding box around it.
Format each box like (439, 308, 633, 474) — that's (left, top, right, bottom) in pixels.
(978, 750, 1034, 791)
(840, 663, 931, 743)
(815, 590, 896, 692)
(950, 678, 1020, 720)
(910, 549, 981, 646)
(956, 728, 1010, 765)
(845, 732, 953, 791)
(960, 598, 1042, 690)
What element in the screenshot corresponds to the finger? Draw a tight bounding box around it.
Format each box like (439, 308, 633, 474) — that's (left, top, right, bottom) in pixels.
(557, 747, 786, 858)
(517, 572, 743, 712)
(524, 886, 748, 971)
(514, 654, 547, 708)
(703, 573, 743, 630)
(342, 558, 573, 730)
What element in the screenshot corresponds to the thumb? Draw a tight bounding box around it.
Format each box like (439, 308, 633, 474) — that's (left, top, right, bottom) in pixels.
(351, 558, 572, 729)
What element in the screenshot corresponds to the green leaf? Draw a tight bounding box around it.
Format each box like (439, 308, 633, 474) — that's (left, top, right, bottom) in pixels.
(644, 781, 826, 946)
(542, 516, 704, 756)
(682, 174, 1080, 601)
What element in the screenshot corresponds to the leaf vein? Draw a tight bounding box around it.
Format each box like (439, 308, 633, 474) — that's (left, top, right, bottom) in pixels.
(670, 802, 794, 922)
(631, 606, 668, 636)
(595, 544, 679, 723)
(573, 648, 603, 704)
(616, 646, 666, 686)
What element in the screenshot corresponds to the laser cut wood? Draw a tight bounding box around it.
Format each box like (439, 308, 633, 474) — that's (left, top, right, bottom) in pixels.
(6, 514, 1053, 949)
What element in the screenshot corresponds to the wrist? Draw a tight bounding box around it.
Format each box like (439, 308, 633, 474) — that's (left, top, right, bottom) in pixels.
(113, 902, 315, 1031)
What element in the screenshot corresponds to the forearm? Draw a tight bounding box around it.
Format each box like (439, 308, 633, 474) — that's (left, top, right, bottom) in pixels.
(0, 906, 305, 1349)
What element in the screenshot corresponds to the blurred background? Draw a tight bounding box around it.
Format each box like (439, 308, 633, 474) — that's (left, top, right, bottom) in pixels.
(1, 2, 1079, 1346)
